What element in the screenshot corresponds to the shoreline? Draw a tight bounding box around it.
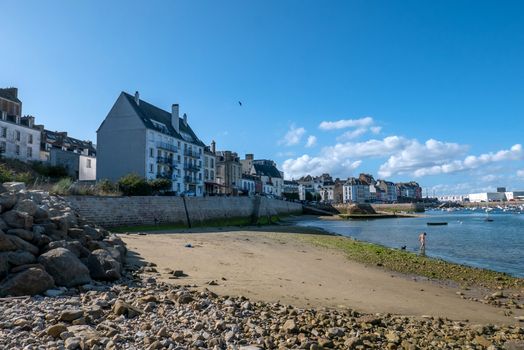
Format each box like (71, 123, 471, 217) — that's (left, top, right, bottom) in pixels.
(119, 225, 524, 325)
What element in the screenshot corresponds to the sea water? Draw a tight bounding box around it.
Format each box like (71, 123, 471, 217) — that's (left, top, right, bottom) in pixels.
(296, 210, 524, 277)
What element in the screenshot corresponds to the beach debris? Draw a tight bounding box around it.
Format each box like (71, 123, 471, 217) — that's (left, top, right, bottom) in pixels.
(184, 243, 193, 248)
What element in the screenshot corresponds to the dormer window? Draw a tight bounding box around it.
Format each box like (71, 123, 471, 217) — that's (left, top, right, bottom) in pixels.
(1, 112, 6, 121)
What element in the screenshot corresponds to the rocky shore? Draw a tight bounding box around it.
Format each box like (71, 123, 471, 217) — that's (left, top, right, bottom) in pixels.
(0, 184, 523, 349)
(1, 264, 523, 350)
(0, 182, 126, 297)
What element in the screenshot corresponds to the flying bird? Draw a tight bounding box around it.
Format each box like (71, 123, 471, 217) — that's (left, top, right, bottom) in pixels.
(238, 101, 242, 106)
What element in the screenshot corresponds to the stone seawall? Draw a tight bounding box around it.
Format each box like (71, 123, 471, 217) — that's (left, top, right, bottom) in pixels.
(64, 196, 303, 228)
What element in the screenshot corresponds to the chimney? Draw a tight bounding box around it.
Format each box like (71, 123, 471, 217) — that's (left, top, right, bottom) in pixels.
(245, 154, 254, 161)
(211, 140, 216, 154)
(171, 104, 180, 134)
(134, 91, 140, 105)
(27, 116, 35, 128)
(183, 113, 187, 126)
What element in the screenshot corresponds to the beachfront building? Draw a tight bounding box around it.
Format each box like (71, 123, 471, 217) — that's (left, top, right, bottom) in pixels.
(468, 192, 506, 202)
(239, 174, 257, 196)
(246, 159, 284, 197)
(97, 91, 206, 195)
(203, 141, 219, 195)
(376, 180, 398, 203)
(343, 177, 371, 203)
(396, 182, 422, 201)
(0, 88, 41, 162)
(216, 150, 242, 195)
(319, 182, 335, 203)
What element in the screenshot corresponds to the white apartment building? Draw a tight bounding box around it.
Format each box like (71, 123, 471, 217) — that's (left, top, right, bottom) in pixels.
(343, 178, 371, 203)
(0, 88, 41, 162)
(97, 91, 206, 196)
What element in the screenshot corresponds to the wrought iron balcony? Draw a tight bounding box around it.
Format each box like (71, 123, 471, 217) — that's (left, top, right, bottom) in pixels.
(157, 142, 178, 153)
(156, 171, 175, 180)
(184, 176, 199, 184)
(183, 163, 201, 172)
(156, 156, 179, 167)
(183, 149, 201, 158)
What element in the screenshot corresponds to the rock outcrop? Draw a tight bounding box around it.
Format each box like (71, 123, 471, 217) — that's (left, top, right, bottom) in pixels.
(0, 183, 127, 297)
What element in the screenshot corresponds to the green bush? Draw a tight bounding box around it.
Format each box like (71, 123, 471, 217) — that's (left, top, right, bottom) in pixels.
(51, 178, 73, 195)
(148, 178, 172, 193)
(14, 172, 33, 184)
(96, 179, 119, 195)
(117, 174, 152, 196)
(31, 162, 69, 178)
(0, 164, 13, 183)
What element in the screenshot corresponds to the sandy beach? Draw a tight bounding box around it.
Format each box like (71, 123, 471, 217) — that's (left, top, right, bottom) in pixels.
(120, 227, 523, 325)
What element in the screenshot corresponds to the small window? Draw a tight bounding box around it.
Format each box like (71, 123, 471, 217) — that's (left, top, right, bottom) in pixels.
(28, 134, 33, 144)
(211, 158, 214, 168)
(1, 127, 6, 138)
(149, 148, 154, 157)
(0, 141, 6, 153)
(27, 147, 32, 158)
(16, 131, 20, 141)
(149, 163, 153, 173)
(86, 159, 92, 168)
(15, 145, 20, 155)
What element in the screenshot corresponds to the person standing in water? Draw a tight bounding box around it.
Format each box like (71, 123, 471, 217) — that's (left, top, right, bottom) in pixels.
(418, 232, 427, 256)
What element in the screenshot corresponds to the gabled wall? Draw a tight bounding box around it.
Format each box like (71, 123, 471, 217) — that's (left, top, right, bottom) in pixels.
(97, 93, 147, 182)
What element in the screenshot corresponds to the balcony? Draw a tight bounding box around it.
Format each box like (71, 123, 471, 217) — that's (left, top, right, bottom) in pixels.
(183, 149, 201, 158)
(157, 142, 178, 153)
(156, 171, 174, 180)
(183, 163, 201, 172)
(184, 176, 200, 185)
(157, 156, 179, 167)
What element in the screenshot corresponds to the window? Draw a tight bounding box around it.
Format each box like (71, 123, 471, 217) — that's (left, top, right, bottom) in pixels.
(211, 170, 214, 180)
(177, 141, 181, 148)
(28, 134, 33, 144)
(199, 173, 202, 180)
(86, 159, 92, 168)
(149, 148, 154, 157)
(1, 127, 6, 138)
(15, 145, 20, 155)
(27, 147, 32, 158)
(16, 131, 20, 141)
(149, 163, 153, 173)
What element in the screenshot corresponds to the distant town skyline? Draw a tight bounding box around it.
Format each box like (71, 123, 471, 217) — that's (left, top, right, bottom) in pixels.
(2, 1, 523, 195)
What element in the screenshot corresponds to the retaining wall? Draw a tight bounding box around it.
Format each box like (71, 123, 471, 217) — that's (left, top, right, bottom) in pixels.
(65, 196, 302, 228)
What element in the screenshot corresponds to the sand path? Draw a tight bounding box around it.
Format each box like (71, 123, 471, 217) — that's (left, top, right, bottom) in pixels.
(121, 230, 520, 325)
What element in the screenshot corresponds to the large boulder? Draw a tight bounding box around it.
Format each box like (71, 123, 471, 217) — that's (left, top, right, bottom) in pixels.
(7, 235, 39, 255)
(38, 248, 91, 287)
(7, 250, 36, 266)
(2, 210, 33, 229)
(2, 182, 26, 192)
(0, 232, 16, 252)
(0, 218, 8, 231)
(6, 229, 33, 242)
(0, 253, 8, 279)
(83, 226, 103, 241)
(0, 266, 55, 296)
(33, 207, 49, 222)
(13, 199, 38, 216)
(0, 193, 18, 213)
(86, 249, 121, 281)
(47, 240, 90, 258)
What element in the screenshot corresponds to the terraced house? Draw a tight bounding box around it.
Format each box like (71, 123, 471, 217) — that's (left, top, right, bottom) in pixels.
(97, 91, 206, 196)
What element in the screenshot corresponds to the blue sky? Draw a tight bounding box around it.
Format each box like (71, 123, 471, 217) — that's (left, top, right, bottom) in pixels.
(2, 0, 524, 194)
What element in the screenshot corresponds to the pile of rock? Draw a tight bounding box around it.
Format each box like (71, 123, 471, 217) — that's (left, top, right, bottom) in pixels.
(0, 182, 126, 297)
(0, 271, 522, 350)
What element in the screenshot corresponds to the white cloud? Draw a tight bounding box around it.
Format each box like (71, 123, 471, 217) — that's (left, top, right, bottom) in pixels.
(319, 117, 374, 130)
(282, 154, 361, 179)
(370, 126, 382, 134)
(337, 128, 367, 141)
(380, 143, 523, 178)
(517, 169, 524, 178)
(305, 135, 317, 148)
(279, 125, 306, 146)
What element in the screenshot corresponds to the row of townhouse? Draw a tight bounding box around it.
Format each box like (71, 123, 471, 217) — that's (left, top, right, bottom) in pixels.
(286, 172, 422, 204)
(0, 88, 97, 180)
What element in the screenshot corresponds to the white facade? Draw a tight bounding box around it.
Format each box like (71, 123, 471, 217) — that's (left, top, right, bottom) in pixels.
(468, 192, 505, 202)
(0, 116, 41, 162)
(319, 185, 334, 203)
(438, 195, 468, 202)
(343, 181, 371, 203)
(240, 177, 256, 195)
(79, 155, 96, 181)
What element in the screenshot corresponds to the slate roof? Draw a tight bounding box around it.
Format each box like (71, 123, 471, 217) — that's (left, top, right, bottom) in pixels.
(252, 163, 282, 179)
(0, 89, 21, 104)
(43, 130, 96, 156)
(122, 92, 205, 147)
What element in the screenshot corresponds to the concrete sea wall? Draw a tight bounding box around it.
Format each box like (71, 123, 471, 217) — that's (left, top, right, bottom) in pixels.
(64, 196, 303, 228)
